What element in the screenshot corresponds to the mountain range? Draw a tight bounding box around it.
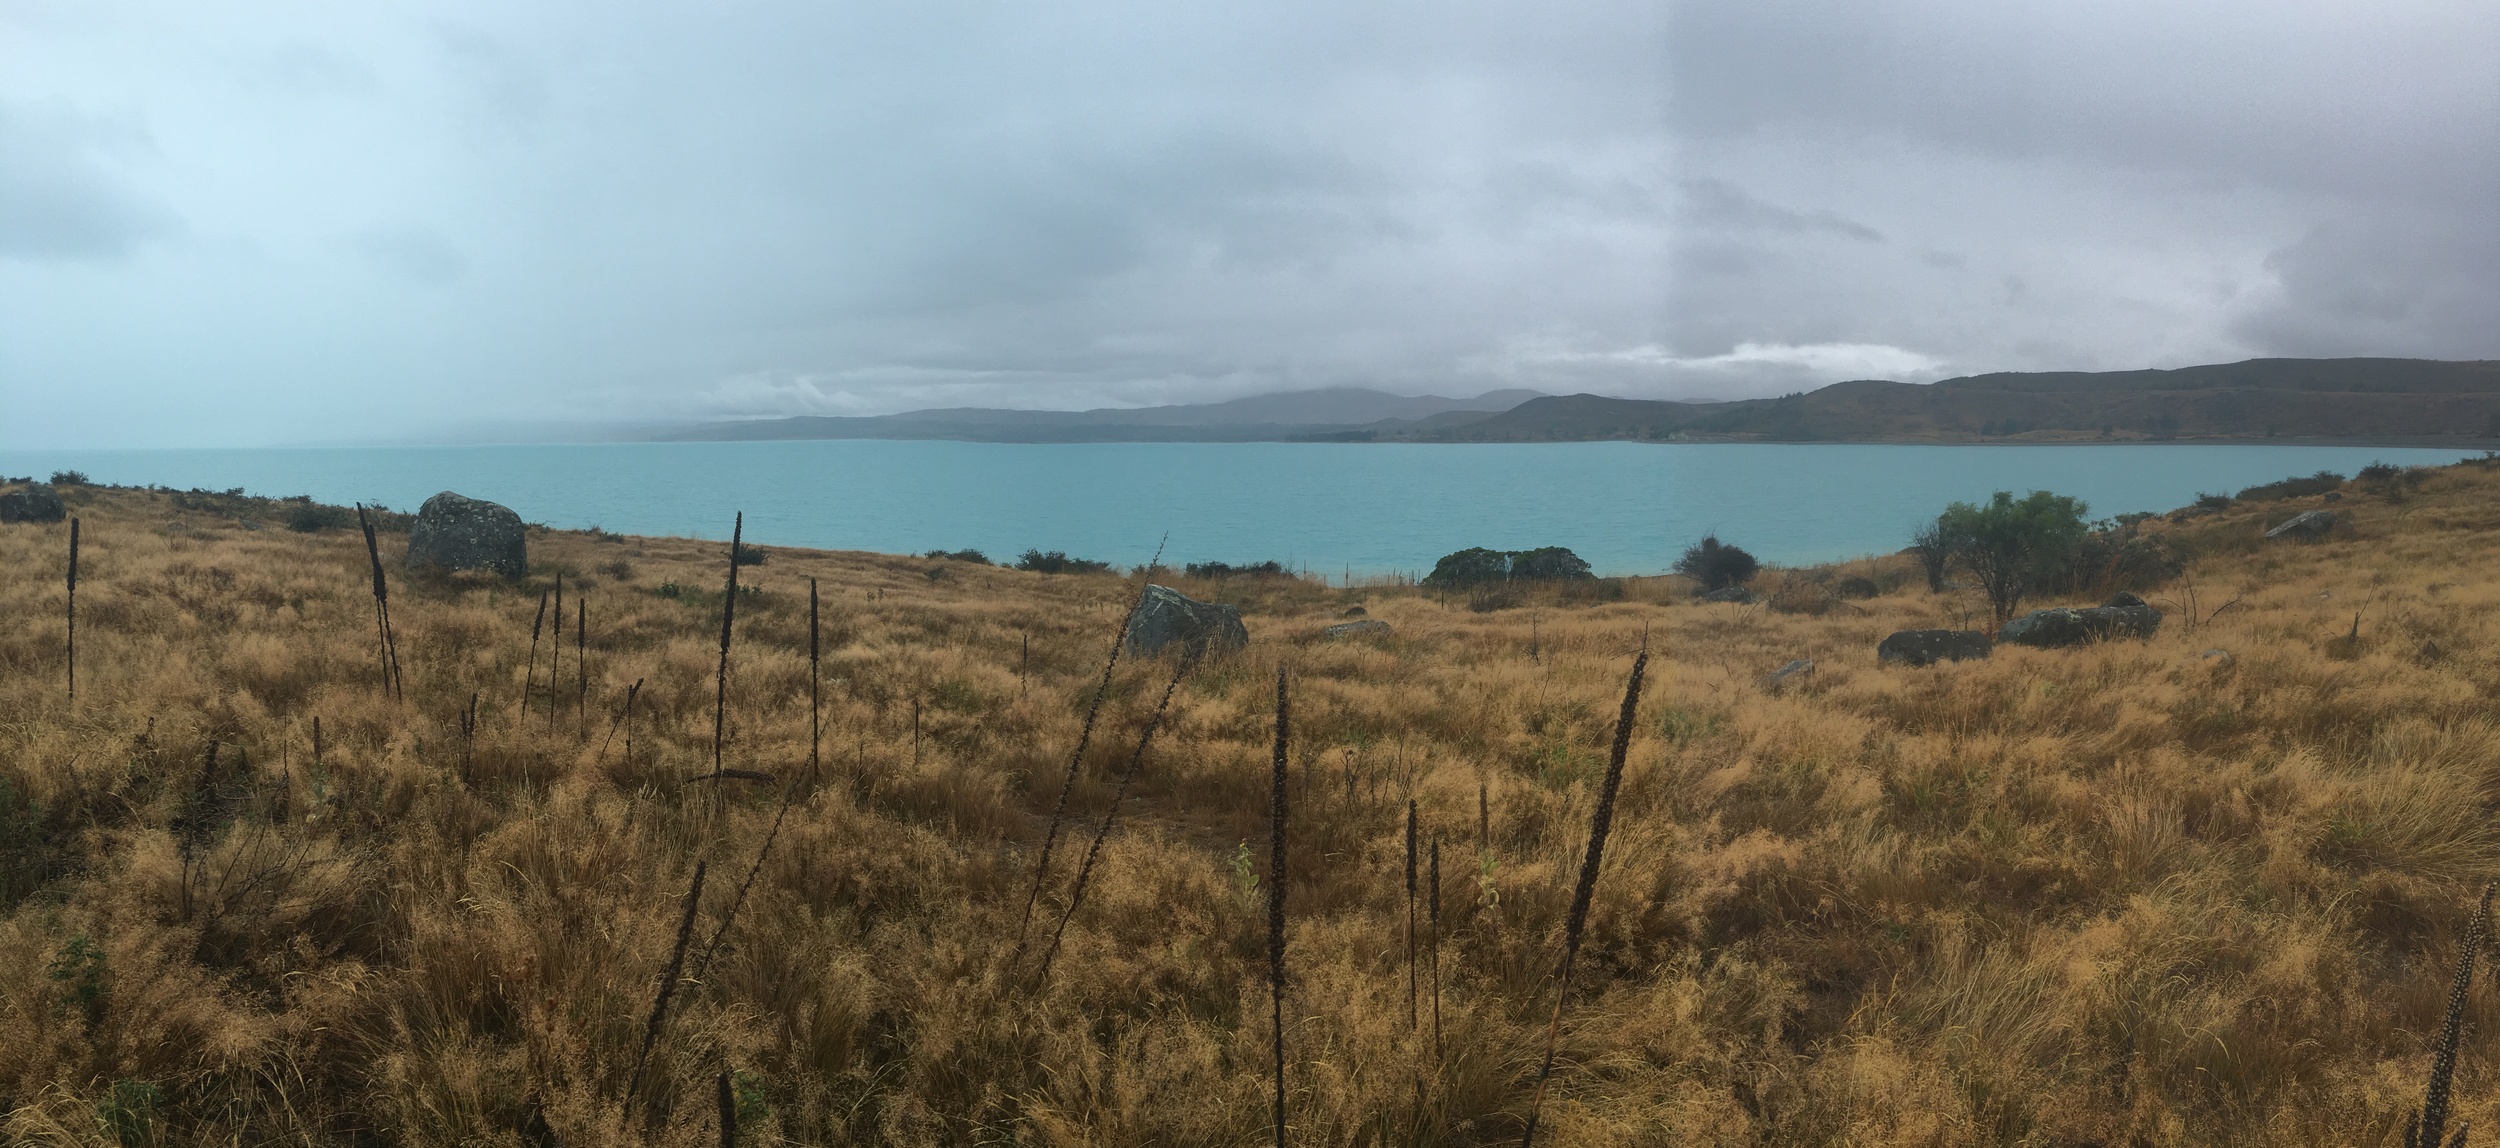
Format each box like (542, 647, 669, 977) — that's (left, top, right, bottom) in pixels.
(657, 359, 2500, 445)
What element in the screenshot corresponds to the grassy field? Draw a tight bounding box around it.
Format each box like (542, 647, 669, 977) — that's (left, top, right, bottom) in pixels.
(2, 461, 2499, 1145)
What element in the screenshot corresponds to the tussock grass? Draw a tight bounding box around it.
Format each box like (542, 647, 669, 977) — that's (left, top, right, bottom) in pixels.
(1, 464, 2499, 1142)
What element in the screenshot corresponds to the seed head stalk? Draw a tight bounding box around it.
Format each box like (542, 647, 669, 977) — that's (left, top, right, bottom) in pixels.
(1520, 650, 1647, 1147)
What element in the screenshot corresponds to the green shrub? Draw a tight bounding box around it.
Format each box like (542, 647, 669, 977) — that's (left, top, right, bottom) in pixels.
(1672, 536, 1759, 591)
(2236, 471, 2342, 501)
(1185, 560, 1288, 579)
(1423, 546, 1593, 587)
(1931, 490, 2091, 629)
(1015, 549, 1110, 575)
(924, 549, 992, 565)
(48, 469, 87, 486)
(733, 546, 768, 566)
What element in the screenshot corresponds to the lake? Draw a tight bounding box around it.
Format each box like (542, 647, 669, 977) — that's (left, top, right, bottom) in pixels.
(4, 441, 2477, 577)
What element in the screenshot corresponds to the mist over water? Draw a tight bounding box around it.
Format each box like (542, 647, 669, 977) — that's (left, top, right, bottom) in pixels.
(7, 441, 2474, 577)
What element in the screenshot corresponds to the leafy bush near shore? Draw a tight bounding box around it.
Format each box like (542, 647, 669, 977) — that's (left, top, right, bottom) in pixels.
(1015, 549, 1111, 574)
(2236, 470, 2343, 501)
(1184, 560, 1289, 579)
(925, 549, 993, 565)
(1672, 535, 1760, 592)
(1423, 546, 1593, 587)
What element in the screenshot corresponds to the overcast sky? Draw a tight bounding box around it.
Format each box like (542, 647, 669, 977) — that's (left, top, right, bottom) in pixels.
(3, 0, 2494, 447)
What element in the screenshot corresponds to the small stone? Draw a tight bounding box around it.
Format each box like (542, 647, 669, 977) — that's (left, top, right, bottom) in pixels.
(1340, 605, 1368, 617)
(1126, 585, 1250, 658)
(1877, 630, 1992, 667)
(1765, 659, 1814, 690)
(0, 483, 66, 524)
(1324, 619, 1391, 640)
(2200, 648, 2233, 666)
(406, 491, 528, 578)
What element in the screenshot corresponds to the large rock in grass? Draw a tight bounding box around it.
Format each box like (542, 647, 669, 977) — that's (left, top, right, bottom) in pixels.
(406, 491, 527, 578)
(2000, 592, 2164, 648)
(2265, 510, 2336, 542)
(1877, 629, 1992, 667)
(0, 484, 66, 524)
(1126, 585, 1249, 658)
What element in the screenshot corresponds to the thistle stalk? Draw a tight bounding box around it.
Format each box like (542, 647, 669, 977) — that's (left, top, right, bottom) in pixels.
(1034, 649, 1192, 983)
(1268, 667, 1290, 1148)
(1014, 535, 1165, 951)
(1520, 650, 1647, 1147)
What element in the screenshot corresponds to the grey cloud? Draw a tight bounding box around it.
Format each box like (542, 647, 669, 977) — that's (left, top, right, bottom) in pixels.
(2235, 212, 2500, 360)
(1681, 178, 1881, 241)
(0, 106, 177, 261)
(2, 0, 2494, 448)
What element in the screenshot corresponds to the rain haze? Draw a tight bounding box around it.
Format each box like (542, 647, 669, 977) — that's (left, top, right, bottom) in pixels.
(3, 0, 2495, 448)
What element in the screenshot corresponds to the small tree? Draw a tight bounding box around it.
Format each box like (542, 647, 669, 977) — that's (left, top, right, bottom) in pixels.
(1672, 536, 1758, 592)
(1509, 547, 1594, 581)
(1906, 522, 1949, 593)
(1424, 548, 1513, 587)
(1932, 490, 2090, 631)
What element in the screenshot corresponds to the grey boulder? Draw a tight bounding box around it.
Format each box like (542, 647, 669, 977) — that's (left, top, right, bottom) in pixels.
(2265, 510, 2336, 541)
(1324, 619, 1390, 640)
(1877, 629, 1992, 667)
(406, 491, 527, 578)
(0, 484, 66, 524)
(1765, 659, 1815, 690)
(2000, 592, 2164, 648)
(1126, 585, 1249, 658)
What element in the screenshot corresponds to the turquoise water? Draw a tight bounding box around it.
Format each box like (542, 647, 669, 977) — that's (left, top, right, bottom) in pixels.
(3, 441, 2476, 576)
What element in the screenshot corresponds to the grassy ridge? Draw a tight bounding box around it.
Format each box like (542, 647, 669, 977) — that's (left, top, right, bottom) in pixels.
(1, 464, 2499, 1143)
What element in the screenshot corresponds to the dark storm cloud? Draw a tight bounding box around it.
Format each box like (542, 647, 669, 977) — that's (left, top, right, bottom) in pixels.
(1659, 0, 2500, 385)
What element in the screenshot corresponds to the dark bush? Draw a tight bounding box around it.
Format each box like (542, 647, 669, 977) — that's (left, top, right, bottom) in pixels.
(1673, 536, 1760, 592)
(1423, 546, 1593, 587)
(284, 499, 353, 533)
(2235, 471, 2342, 501)
(1016, 549, 1111, 575)
(1834, 575, 1881, 599)
(2193, 493, 2235, 511)
(924, 549, 992, 565)
(48, 470, 87, 486)
(596, 559, 635, 580)
(1424, 547, 1514, 587)
(1509, 547, 1594, 581)
(1185, 560, 1288, 579)
(2356, 461, 2401, 481)
(733, 546, 768, 566)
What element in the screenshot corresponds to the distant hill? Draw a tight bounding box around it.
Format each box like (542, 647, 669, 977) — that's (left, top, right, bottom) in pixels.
(661, 387, 1544, 443)
(657, 360, 2500, 445)
(1412, 358, 2500, 444)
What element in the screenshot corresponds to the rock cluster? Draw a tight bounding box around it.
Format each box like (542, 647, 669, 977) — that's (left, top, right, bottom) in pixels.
(1999, 591, 2164, 648)
(1324, 619, 1390, 640)
(1877, 629, 1992, 666)
(0, 484, 66, 524)
(406, 491, 528, 578)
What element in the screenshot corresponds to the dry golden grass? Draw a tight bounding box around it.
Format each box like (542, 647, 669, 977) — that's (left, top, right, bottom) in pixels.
(3, 461, 2499, 1144)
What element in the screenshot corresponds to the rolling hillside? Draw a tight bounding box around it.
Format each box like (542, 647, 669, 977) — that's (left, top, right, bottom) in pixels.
(1416, 358, 2500, 443)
